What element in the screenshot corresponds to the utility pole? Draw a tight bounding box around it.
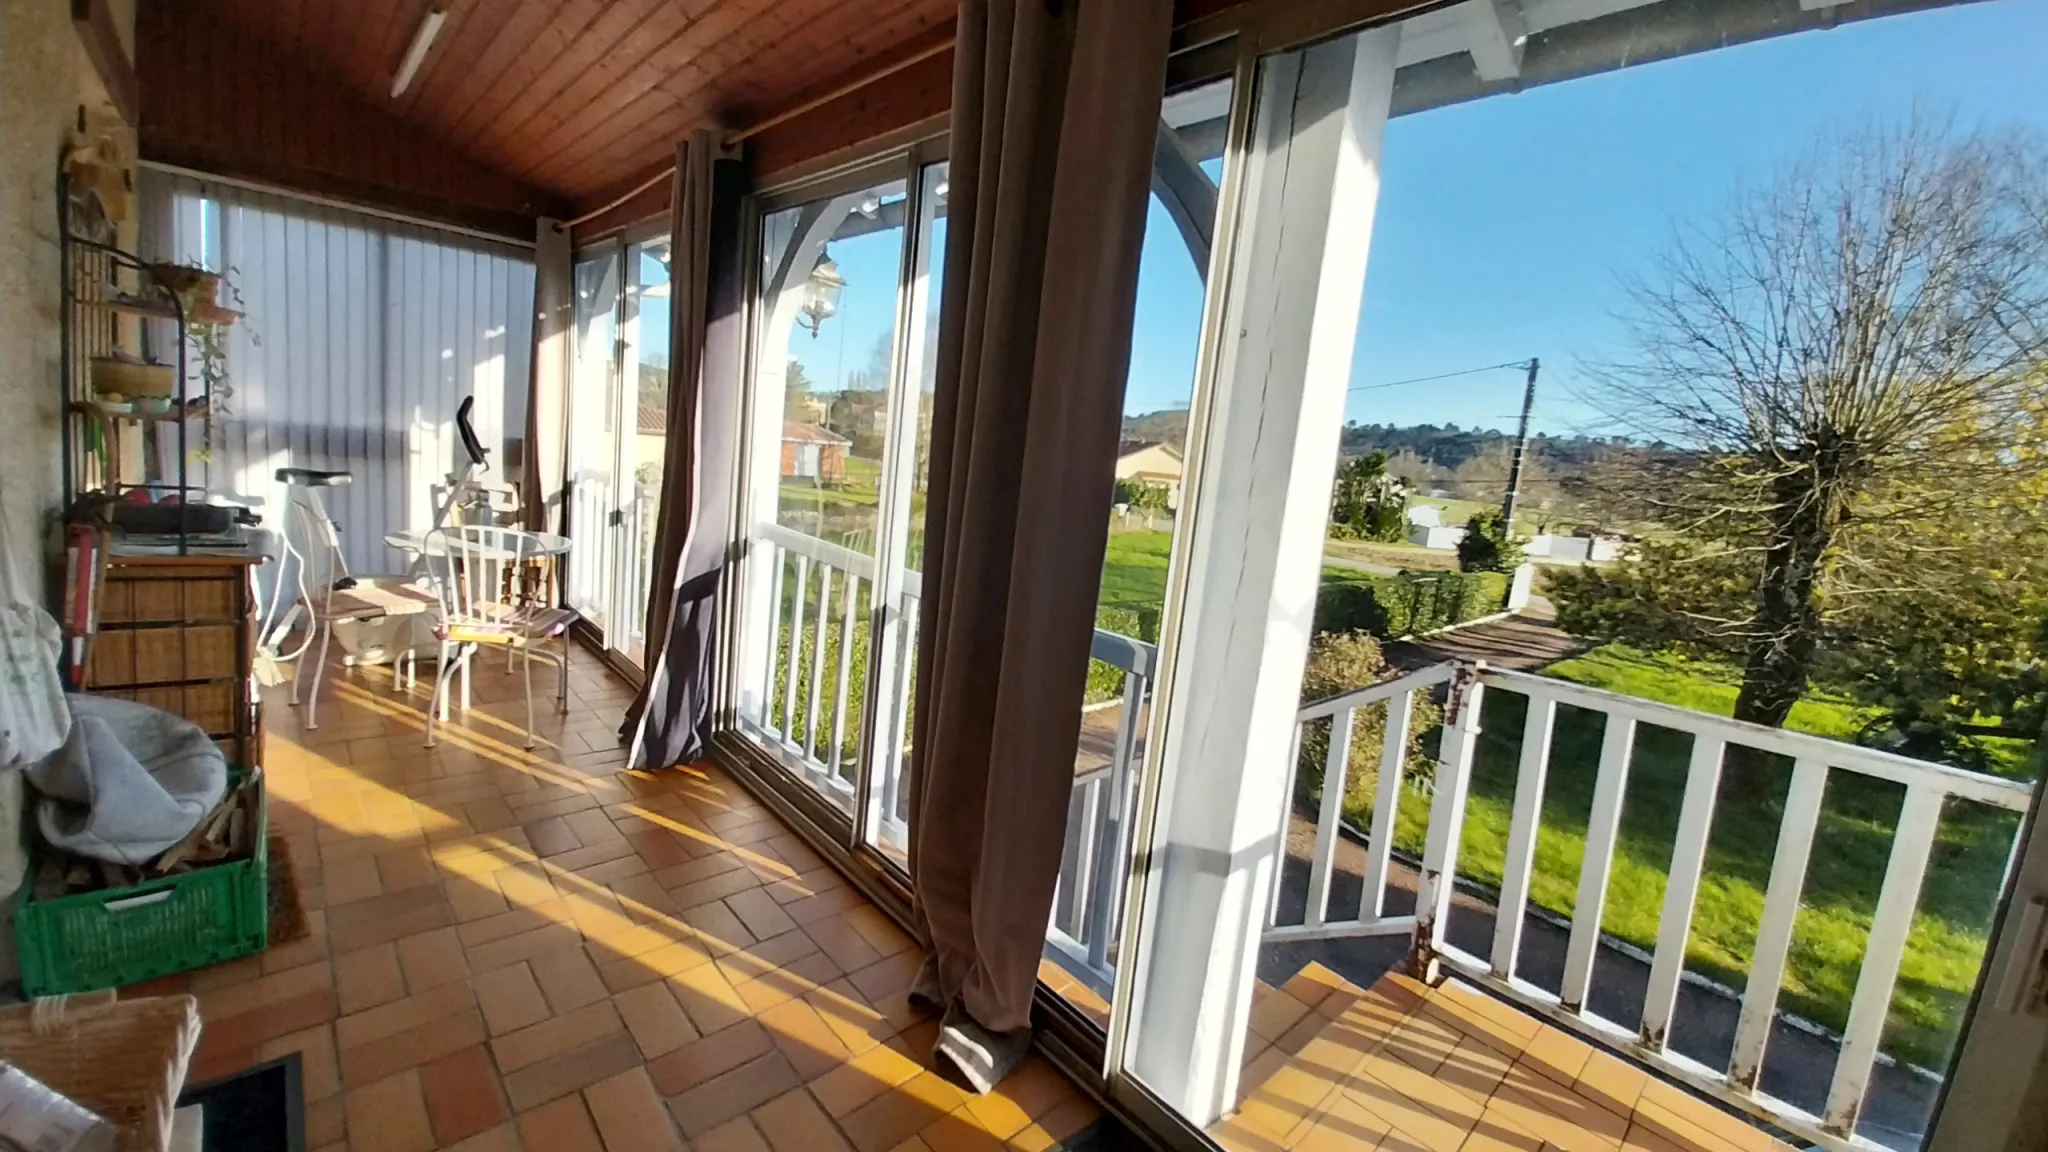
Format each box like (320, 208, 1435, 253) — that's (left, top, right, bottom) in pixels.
(1500, 358, 1539, 533)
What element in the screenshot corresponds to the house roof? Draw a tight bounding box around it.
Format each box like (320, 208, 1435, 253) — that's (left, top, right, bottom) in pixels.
(1116, 440, 1183, 462)
(783, 421, 852, 446)
(638, 404, 667, 435)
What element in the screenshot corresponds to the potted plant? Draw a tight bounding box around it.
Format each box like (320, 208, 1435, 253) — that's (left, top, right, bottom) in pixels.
(150, 264, 249, 459)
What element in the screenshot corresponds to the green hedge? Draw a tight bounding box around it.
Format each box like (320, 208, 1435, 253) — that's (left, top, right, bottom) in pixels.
(1314, 570, 1509, 640)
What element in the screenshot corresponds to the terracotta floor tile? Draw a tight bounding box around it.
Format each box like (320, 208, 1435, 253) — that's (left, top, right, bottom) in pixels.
(474, 961, 553, 1036)
(305, 1096, 346, 1148)
(197, 988, 340, 1062)
(396, 925, 471, 993)
(585, 1066, 683, 1152)
(667, 1052, 803, 1139)
(493, 999, 625, 1073)
(919, 1107, 1008, 1152)
(198, 959, 333, 1020)
(254, 1024, 341, 1103)
(726, 887, 799, 941)
(804, 914, 886, 973)
(504, 1030, 647, 1113)
(695, 1117, 774, 1152)
(344, 1069, 436, 1152)
(336, 980, 477, 1050)
(645, 1018, 774, 1096)
(527, 815, 584, 858)
(839, 1073, 968, 1152)
(810, 1037, 925, 1118)
(531, 941, 611, 1012)
(466, 921, 587, 973)
(518, 1094, 607, 1152)
(340, 1005, 492, 1088)
(614, 981, 703, 1059)
(420, 1044, 509, 1145)
(325, 854, 384, 906)
(440, 1123, 525, 1152)
(756, 996, 855, 1079)
(753, 1086, 853, 1152)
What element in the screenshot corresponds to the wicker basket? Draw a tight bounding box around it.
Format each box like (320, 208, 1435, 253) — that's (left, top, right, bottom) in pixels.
(0, 992, 201, 1152)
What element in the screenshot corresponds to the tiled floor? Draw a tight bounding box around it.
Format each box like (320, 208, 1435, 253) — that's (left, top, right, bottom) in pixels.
(1216, 965, 1794, 1152)
(124, 653, 1101, 1152)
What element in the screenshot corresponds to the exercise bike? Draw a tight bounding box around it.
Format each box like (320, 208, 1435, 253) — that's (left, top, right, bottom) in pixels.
(254, 397, 503, 714)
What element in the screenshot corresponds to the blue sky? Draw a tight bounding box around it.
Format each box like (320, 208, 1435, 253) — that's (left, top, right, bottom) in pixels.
(789, 0, 2048, 438)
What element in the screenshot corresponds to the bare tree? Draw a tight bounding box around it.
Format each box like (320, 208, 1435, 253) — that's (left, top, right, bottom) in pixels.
(1574, 117, 2048, 730)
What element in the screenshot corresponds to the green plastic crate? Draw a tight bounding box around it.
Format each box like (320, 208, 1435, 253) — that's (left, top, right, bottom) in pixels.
(16, 776, 269, 996)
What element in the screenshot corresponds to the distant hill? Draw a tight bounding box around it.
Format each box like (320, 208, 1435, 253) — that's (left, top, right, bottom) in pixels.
(1119, 410, 1625, 470)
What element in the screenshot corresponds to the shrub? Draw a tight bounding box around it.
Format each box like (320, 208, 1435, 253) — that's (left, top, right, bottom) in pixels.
(1457, 508, 1526, 573)
(1314, 571, 1510, 640)
(1295, 631, 1442, 814)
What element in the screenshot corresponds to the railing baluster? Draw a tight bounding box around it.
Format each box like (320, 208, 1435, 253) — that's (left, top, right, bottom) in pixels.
(1823, 782, 1943, 1135)
(1072, 778, 1103, 940)
(1562, 713, 1637, 1013)
(1729, 757, 1828, 1092)
(1359, 689, 1414, 921)
(1413, 678, 1485, 981)
(1304, 707, 1355, 929)
(1640, 735, 1727, 1051)
(1089, 666, 1147, 969)
(1491, 693, 1557, 980)
(803, 565, 832, 762)
(782, 555, 809, 741)
(1271, 724, 1304, 928)
(761, 544, 785, 733)
(828, 573, 858, 781)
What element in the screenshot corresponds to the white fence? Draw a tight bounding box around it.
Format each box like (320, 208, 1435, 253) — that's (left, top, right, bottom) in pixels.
(1275, 661, 2032, 1152)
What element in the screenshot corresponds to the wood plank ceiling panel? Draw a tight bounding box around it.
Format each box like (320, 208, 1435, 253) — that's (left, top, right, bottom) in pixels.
(148, 0, 957, 215)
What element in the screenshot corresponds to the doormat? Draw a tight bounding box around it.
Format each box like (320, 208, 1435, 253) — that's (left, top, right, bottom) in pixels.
(178, 1052, 304, 1152)
(266, 835, 308, 949)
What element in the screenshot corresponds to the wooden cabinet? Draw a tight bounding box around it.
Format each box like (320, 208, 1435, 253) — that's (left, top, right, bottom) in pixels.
(83, 553, 262, 769)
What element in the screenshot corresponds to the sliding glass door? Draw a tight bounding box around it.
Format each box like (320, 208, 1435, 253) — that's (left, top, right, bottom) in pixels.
(566, 227, 670, 670)
(731, 148, 946, 861)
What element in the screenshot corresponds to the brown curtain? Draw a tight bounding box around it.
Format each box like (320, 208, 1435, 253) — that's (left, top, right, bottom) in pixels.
(909, 0, 1173, 1045)
(522, 218, 571, 537)
(624, 130, 746, 765)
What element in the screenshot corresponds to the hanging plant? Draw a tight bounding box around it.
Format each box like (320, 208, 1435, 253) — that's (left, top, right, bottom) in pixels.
(154, 264, 254, 461)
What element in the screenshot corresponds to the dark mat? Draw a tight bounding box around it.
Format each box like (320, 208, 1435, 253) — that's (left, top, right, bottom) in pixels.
(177, 1053, 303, 1152)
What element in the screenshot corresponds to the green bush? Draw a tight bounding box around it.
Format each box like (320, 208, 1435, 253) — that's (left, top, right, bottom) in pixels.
(1295, 632, 1442, 814)
(1314, 571, 1510, 640)
(1457, 509, 1526, 573)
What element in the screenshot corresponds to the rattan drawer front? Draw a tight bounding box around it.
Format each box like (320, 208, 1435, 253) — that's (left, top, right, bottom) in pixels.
(86, 624, 239, 688)
(98, 576, 242, 624)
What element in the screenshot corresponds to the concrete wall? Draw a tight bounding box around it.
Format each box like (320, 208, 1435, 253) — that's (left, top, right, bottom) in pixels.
(0, 0, 136, 979)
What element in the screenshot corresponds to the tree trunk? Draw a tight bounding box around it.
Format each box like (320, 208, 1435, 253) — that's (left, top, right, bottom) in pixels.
(1727, 455, 1846, 795)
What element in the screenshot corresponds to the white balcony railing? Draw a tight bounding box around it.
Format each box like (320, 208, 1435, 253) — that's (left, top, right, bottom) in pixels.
(745, 522, 878, 808)
(1273, 661, 2032, 1152)
(1046, 628, 1157, 998)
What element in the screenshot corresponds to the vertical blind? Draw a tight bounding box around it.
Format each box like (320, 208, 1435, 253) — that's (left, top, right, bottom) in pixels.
(138, 169, 537, 577)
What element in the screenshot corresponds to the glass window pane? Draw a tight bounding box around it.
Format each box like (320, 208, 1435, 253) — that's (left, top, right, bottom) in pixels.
(745, 177, 913, 821)
(622, 237, 671, 666)
(567, 251, 621, 633)
(1043, 78, 1231, 1030)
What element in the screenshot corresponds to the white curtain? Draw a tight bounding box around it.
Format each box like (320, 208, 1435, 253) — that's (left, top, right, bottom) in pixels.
(138, 169, 537, 578)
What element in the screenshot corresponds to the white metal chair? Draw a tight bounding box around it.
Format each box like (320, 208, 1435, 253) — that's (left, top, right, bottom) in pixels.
(420, 525, 576, 749)
(266, 472, 438, 728)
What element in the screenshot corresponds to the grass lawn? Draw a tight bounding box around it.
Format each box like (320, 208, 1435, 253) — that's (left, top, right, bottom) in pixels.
(1348, 643, 2030, 1070)
(1099, 530, 1427, 625)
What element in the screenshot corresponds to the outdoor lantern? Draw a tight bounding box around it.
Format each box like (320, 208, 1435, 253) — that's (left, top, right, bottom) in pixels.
(798, 252, 845, 338)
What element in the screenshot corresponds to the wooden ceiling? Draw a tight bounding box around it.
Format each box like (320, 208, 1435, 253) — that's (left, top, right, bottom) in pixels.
(142, 0, 955, 228)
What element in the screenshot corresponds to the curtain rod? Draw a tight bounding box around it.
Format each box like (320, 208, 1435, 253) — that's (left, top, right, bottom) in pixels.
(564, 36, 953, 230)
(139, 159, 538, 249)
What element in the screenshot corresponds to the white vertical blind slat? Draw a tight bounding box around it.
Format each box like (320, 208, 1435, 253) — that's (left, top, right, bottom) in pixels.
(137, 170, 535, 596)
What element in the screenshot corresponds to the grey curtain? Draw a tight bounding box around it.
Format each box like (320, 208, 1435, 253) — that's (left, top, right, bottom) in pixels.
(909, 0, 1173, 1049)
(624, 130, 746, 766)
(523, 219, 571, 538)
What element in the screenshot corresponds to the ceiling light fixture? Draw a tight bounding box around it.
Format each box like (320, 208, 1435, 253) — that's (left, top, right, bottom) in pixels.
(391, 8, 448, 98)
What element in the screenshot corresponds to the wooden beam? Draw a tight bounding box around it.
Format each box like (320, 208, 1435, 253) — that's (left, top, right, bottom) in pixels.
(73, 0, 139, 124)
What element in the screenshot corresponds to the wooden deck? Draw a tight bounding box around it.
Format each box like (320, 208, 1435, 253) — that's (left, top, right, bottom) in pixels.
(1217, 965, 1794, 1152)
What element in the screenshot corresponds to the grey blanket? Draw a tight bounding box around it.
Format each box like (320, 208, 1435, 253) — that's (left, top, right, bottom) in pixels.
(28, 695, 229, 866)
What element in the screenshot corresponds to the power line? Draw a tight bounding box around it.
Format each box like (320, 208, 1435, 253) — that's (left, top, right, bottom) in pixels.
(1347, 359, 1534, 393)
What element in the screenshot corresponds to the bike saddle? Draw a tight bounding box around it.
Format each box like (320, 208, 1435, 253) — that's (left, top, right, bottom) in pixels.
(275, 467, 354, 487)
